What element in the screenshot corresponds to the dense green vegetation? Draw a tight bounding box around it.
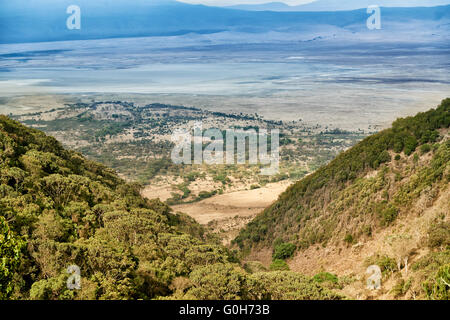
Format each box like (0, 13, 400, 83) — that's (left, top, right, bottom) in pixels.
(412, 249, 450, 300)
(272, 242, 296, 260)
(269, 259, 290, 271)
(168, 264, 343, 300)
(0, 216, 24, 299)
(0, 115, 342, 300)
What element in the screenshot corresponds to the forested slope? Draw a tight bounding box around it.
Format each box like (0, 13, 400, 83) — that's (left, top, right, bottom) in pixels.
(234, 99, 449, 299)
(236, 99, 449, 249)
(0, 115, 341, 300)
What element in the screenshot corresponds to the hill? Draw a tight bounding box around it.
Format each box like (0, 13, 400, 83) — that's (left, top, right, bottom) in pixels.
(1, 1, 449, 43)
(234, 99, 450, 299)
(227, 2, 292, 11)
(0, 114, 343, 300)
(294, 0, 450, 11)
(227, 1, 450, 11)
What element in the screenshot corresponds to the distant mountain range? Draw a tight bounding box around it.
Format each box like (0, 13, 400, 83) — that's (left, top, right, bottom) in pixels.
(0, 0, 449, 44)
(227, 0, 450, 11)
(227, 2, 293, 11)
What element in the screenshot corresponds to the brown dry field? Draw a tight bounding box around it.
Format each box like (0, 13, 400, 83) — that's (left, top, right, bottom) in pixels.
(144, 180, 291, 224)
(142, 180, 292, 244)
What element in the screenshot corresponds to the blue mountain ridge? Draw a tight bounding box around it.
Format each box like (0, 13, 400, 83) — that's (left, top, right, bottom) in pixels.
(227, 0, 450, 12)
(0, 0, 449, 44)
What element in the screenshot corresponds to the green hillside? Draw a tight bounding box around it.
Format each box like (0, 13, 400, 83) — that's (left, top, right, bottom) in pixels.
(234, 99, 449, 299)
(235, 99, 449, 249)
(0, 115, 342, 300)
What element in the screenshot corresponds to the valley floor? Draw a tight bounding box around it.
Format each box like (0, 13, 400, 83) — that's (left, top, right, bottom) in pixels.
(143, 180, 292, 244)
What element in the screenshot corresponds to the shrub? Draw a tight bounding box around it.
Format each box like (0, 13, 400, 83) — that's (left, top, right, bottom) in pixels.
(427, 222, 450, 248)
(272, 237, 284, 248)
(423, 264, 450, 300)
(394, 141, 403, 153)
(0, 217, 25, 299)
(377, 150, 391, 165)
(273, 242, 296, 260)
(404, 136, 418, 156)
(313, 272, 339, 284)
(197, 190, 217, 200)
(269, 259, 290, 271)
(183, 264, 249, 300)
(412, 250, 450, 272)
(381, 205, 399, 225)
(363, 225, 372, 237)
(29, 274, 75, 300)
(365, 254, 397, 276)
(432, 143, 440, 152)
(420, 144, 431, 154)
(248, 271, 344, 300)
(344, 234, 354, 244)
(390, 278, 411, 298)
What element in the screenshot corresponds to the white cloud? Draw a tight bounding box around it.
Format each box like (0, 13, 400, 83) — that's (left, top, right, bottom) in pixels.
(177, 0, 316, 6)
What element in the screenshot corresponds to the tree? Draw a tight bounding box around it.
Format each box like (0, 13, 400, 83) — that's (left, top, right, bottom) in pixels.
(273, 242, 296, 260)
(389, 235, 417, 275)
(0, 217, 24, 299)
(184, 264, 249, 300)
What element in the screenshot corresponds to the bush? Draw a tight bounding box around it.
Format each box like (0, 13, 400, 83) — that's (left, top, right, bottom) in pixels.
(404, 136, 418, 156)
(313, 272, 339, 284)
(427, 222, 450, 248)
(412, 250, 450, 272)
(183, 264, 249, 300)
(196, 190, 217, 200)
(365, 254, 397, 275)
(344, 234, 354, 244)
(0, 217, 25, 299)
(420, 144, 431, 154)
(248, 272, 344, 300)
(423, 264, 450, 300)
(381, 205, 399, 225)
(411, 249, 450, 299)
(273, 242, 296, 260)
(29, 274, 75, 300)
(377, 150, 391, 166)
(390, 278, 411, 298)
(269, 259, 290, 271)
(432, 143, 440, 152)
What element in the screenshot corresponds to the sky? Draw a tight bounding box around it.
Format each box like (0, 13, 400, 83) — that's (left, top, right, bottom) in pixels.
(177, 0, 316, 6)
